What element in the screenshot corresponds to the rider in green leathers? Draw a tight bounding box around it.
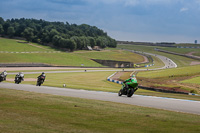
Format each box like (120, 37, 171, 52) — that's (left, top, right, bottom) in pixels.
(123, 75, 138, 92)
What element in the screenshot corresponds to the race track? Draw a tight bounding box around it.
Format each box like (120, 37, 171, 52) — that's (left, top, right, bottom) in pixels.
(1, 52, 199, 115)
(0, 82, 200, 115)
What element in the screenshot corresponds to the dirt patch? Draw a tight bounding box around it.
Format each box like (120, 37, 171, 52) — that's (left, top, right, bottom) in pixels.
(140, 56, 149, 63)
(190, 61, 200, 65)
(110, 71, 134, 81)
(186, 52, 196, 56)
(111, 72, 124, 80)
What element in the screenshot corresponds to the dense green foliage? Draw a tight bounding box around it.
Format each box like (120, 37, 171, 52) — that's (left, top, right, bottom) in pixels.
(0, 17, 117, 51)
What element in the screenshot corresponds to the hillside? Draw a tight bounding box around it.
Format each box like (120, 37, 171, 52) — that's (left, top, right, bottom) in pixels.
(0, 38, 144, 67)
(0, 17, 117, 51)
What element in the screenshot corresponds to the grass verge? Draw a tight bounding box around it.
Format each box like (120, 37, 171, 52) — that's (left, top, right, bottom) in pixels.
(0, 88, 200, 133)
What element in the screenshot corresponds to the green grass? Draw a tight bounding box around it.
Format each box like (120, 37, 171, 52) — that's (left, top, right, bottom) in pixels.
(137, 65, 200, 94)
(0, 53, 102, 67)
(180, 76, 200, 85)
(1, 88, 200, 133)
(73, 49, 144, 63)
(7, 71, 121, 92)
(175, 43, 200, 47)
(0, 38, 144, 67)
(137, 65, 200, 78)
(0, 38, 55, 52)
(118, 44, 198, 67)
(159, 47, 200, 56)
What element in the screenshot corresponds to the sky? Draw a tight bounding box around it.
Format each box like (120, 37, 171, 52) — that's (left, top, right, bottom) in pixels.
(0, 0, 200, 43)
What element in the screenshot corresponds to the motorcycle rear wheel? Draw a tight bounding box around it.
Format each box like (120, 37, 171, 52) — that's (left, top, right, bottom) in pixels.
(127, 89, 134, 97)
(118, 89, 123, 96)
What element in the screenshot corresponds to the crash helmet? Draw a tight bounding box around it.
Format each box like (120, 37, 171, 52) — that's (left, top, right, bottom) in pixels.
(130, 75, 136, 79)
(132, 75, 135, 78)
(42, 72, 45, 76)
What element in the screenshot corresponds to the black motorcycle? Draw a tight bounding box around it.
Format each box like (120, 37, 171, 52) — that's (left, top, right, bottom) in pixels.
(118, 83, 137, 97)
(0, 74, 6, 82)
(36, 76, 45, 86)
(15, 76, 23, 84)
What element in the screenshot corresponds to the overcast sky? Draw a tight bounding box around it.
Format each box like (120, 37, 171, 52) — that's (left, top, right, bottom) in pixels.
(0, 0, 200, 43)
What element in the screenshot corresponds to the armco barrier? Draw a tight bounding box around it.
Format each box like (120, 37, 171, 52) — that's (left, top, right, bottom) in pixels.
(107, 72, 199, 96)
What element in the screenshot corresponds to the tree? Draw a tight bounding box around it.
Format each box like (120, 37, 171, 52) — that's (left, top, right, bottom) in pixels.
(52, 35, 62, 47)
(108, 37, 117, 48)
(22, 27, 34, 42)
(88, 37, 96, 47)
(0, 24, 4, 35)
(0, 18, 117, 50)
(68, 39, 77, 51)
(49, 29, 59, 41)
(79, 36, 89, 49)
(96, 36, 107, 48)
(0, 17, 4, 25)
(71, 36, 82, 50)
(7, 26, 15, 38)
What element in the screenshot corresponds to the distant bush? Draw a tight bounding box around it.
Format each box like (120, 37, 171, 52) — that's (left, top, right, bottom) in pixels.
(190, 89, 197, 93)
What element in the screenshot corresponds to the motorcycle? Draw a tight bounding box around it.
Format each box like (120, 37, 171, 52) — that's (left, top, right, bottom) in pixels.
(36, 76, 45, 86)
(15, 76, 23, 84)
(118, 83, 137, 97)
(0, 74, 6, 82)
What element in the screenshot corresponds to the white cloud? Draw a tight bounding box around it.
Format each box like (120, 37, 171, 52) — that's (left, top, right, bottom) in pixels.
(180, 7, 188, 12)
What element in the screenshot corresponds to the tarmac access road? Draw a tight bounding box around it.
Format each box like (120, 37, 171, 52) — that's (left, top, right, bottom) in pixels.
(0, 82, 200, 115)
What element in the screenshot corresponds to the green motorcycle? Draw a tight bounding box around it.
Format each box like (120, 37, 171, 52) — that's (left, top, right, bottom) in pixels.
(118, 75, 138, 97)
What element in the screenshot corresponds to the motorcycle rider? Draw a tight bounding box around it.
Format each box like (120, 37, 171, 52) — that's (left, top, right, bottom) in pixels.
(123, 75, 138, 92)
(15, 72, 24, 81)
(37, 72, 46, 82)
(1, 70, 7, 80)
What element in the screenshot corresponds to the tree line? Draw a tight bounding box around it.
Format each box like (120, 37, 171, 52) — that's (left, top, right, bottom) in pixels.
(0, 17, 117, 51)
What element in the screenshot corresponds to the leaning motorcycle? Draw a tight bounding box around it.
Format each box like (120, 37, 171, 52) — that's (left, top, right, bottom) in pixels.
(15, 76, 23, 84)
(0, 74, 4, 82)
(118, 83, 136, 97)
(0, 74, 6, 82)
(36, 76, 45, 86)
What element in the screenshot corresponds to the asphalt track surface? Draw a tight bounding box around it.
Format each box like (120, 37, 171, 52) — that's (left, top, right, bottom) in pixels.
(1, 82, 200, 115)
(2, 52, 199, 115)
